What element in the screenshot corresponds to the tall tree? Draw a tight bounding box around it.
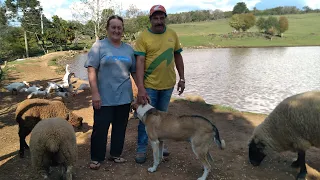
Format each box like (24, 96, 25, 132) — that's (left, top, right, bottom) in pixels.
(302, 6, 312, 13)
(0, 3, 7, 26)
(99, 8, 114, 37)
(278, 16, 289, 37)
(125, 4, 140, 18)
(72, 0, 120, 41)
(232, 2, 249, 14)
(256, 17, 266, 32)
(5, 0, 43, 57)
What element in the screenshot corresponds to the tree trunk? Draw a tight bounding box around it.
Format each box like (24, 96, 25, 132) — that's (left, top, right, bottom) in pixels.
(281, 33, 283, 38)
(24, 30, 29, 58)
(97, 0, 100, 38)
(95, 24, 99, 41)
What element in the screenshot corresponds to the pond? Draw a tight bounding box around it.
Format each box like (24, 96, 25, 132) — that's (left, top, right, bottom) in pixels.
(69, 46, 320, 114)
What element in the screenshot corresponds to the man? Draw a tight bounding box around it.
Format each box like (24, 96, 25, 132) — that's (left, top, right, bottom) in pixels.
(134, 4, 186, 164)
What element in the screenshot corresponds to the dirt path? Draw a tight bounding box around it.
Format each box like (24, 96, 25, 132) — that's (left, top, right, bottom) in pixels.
(1, 51, 320, 180)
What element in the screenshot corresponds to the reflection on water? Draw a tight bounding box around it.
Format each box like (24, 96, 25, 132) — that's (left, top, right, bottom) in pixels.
(69, 46, 320, 114)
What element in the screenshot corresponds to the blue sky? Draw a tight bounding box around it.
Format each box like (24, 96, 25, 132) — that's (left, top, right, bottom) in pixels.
(8, 0, 320, 21)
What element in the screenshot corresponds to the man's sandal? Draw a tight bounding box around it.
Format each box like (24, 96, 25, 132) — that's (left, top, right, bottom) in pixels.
(108, 156, 127, 163)
(89, 161, 101, 170)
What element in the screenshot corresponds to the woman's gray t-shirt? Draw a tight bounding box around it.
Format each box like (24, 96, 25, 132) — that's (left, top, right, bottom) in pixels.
(84, 38, 136, 106)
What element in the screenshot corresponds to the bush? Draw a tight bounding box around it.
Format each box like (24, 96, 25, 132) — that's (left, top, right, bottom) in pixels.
(256, 17, 266, 32)
(279, 16, 289, 37)
(229, 13, 256, 32)
(241, 13, 256, 31)
(229, 14, 243, 31)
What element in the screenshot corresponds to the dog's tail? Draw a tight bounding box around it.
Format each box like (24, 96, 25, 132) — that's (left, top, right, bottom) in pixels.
(179, 115, 226, 150)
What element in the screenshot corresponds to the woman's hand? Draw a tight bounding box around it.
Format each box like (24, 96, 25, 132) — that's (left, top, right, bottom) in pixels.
(92, 92, 101, 109)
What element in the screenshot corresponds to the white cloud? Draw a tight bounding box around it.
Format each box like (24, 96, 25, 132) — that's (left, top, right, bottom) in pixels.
(305, 0, 320, 9)
(39, 0, 320, 22)
(114, 0, 261, 12)
(39, 0, 73, 20)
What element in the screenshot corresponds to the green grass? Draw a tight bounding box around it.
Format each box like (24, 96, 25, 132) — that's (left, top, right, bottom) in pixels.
(171, 97, 240, 113)
(48, 57, 59, 66)
(168, 13, 320, 47)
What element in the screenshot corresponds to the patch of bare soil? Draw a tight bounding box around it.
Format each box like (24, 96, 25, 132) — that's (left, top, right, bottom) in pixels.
(1, 52, 320, 180)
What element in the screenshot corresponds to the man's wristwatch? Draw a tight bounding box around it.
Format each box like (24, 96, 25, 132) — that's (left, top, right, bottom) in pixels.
(180, 78, 185, 83)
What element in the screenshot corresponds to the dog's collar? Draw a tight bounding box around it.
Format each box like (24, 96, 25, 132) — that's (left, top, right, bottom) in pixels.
(136, 104, 154, 120)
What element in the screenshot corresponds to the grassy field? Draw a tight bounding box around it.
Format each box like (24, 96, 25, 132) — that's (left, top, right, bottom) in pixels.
(168, 13, 320, 48)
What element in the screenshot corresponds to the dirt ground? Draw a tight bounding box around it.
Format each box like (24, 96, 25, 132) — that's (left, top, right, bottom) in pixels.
(1, 51, 320, 180)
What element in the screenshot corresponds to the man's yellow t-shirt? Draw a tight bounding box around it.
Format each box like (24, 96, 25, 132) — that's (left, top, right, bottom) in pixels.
(134, 27, 183, 90)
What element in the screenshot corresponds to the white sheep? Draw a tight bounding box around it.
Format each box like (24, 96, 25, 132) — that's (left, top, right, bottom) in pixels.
(248, 91, 320, 180)
(30, 117, 77, 180)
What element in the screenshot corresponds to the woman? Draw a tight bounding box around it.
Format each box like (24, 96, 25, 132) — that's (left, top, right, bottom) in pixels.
(84, 15, 137, 170)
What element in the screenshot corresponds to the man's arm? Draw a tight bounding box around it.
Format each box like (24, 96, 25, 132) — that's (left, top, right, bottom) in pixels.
(174, 53, 185, 95)
(135, 55, 150, 104)
(136, 55, 145, 89)
(174, 53, 184, 80)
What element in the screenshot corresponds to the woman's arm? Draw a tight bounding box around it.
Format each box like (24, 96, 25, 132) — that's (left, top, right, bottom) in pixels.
(87, 67, 101, 109)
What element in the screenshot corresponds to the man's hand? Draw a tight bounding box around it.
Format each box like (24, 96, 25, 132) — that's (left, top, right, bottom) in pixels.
(177, 79, 185, 95)
(92, 92, 101, 109)
(137, 86, 151, 105)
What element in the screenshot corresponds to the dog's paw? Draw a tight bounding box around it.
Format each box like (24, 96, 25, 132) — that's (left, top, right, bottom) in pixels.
(148, 167, 157, 172)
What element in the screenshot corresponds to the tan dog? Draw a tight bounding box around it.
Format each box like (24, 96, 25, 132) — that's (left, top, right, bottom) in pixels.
(132, 103, 226, 180)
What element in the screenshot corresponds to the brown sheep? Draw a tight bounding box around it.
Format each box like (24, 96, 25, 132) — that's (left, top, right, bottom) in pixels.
(15, 98, 83, 158)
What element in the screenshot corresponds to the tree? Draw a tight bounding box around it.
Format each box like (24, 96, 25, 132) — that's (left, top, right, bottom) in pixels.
(278, 16, 288, 37)
(252, 7, 258, 15)
(232, 2, 249, 14)
(229, 14, 243, 31)
(264, 16, 279, 36)
(99, 8, 114, 37)
(125, 4, 141, 18)
(229, 13, 256, 32)
(302, 6, 312, 13)
(5, 0, 43, 57)
(71, 0, 120, 41)
(241, 13, 256, 31)
(0, 26, 25, 60)
(0, 4, 7, 26)
(210, 9, 225, 20)
(256, 17, 266, 32)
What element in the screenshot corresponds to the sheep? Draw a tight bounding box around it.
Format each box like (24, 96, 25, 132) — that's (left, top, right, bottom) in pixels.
(15, 98, 83, 158)
(248, 90, 320, 180)
(30, 117, 77, 180)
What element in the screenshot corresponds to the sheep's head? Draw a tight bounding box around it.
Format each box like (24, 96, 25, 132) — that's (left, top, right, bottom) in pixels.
(248, 137, 266, 166)
(66, 112, 83, 128)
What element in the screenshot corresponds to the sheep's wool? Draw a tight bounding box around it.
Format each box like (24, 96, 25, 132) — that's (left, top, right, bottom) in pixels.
(137, 104, 154, 120)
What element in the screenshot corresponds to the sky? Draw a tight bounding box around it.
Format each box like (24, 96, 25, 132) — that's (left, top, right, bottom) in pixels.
(27, 0, 320, 21)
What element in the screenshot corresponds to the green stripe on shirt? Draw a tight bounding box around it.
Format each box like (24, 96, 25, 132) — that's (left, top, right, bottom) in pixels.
(174, 48, 183, 53)
(134, 51, 146, 56)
